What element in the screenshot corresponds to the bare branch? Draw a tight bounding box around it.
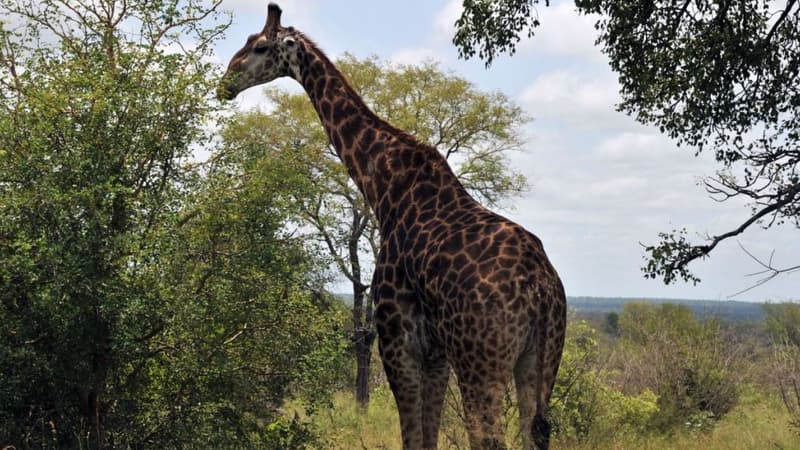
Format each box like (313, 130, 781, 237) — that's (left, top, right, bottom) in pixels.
(763, 0, 799, 45)
(652, 182, 800, 281)
(727, 242, 800, 298)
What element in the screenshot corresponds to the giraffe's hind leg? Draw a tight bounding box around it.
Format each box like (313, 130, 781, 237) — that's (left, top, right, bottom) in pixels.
(514, 348, 546, 450)
(454, 362, 511, 450)
(421, 347, 449, 449)
(516, 355, 557, 450)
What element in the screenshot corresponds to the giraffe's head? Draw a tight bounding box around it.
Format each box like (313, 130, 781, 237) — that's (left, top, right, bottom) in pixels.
(217, 3, 300, 100)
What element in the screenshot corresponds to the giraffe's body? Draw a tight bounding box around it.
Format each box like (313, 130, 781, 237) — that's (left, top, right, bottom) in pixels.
(219, 5, 566, 449)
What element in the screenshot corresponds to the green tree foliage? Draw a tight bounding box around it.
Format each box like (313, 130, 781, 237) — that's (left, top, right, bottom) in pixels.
(453, 0, 800, 286)
(617, 303, 739, 430)
(0, 0, 225, 445)
(453, 0, 549, 66)
(127, 142, 349, 448)
(0, 1, 348, 447)
(222, 54, 530, 405)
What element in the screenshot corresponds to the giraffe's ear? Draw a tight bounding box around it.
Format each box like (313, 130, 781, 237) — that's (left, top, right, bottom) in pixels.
(264, 3, 282, 39)
(282, 35, 296, 46)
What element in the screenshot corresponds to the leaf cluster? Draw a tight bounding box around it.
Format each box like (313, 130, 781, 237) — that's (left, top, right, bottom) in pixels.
(453, 0, 548, 66)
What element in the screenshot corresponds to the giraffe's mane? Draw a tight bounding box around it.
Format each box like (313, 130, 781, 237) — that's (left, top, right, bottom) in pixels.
(292, 29, 439, 155)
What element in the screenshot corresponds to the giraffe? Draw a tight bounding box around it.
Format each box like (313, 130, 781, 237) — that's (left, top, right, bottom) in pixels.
(218, 4, 566, 449)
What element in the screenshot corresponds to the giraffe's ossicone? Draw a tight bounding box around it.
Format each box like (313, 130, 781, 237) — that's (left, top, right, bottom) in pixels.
(219, 4, 566, 450)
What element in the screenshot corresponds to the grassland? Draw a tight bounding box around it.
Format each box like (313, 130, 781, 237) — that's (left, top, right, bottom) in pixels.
(294, 383, 798, 450)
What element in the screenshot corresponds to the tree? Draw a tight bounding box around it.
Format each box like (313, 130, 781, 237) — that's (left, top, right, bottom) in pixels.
(762, 303, 800, 433)
(453, 0, 800, 287)
(129, 140, 349, 448)
(0, 0, 348, 447)
(604, 311, 619, 336)
(223, 54, 530, 406)
(0, 0, 226, 445)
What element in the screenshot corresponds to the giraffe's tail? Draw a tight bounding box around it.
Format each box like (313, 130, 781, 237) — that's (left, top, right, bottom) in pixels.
(532, 412, 552, 450)
(515, 281, 566, 450)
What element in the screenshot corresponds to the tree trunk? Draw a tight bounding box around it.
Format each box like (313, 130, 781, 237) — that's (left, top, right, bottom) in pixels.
(352, 280, 375, 406)
(354, 328, 374, 406)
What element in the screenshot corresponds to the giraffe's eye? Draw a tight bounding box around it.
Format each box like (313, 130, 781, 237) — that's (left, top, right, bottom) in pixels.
(253, 44, 269, 54)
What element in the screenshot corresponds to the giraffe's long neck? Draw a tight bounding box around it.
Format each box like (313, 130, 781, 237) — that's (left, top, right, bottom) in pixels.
(291, 40, 424, 224)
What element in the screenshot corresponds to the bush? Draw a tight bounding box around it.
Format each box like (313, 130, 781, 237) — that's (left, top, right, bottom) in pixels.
(550, 320, 659, 443)
(764, 302, 800, 434)
(615, 303, 740, 431)
(550, 320, 603, 439)
(773, 345, 800, 434)
(260, 416, 316, 450)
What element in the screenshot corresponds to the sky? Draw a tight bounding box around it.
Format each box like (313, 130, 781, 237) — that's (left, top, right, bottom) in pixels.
(213, 0, 799, 302)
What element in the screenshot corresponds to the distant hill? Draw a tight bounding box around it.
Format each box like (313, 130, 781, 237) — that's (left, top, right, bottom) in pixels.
(566, 296, 765, 322)
(334, 293, 766, 322)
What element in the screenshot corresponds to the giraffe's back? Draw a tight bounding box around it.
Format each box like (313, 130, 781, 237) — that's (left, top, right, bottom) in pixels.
(398, 203, 565, 372)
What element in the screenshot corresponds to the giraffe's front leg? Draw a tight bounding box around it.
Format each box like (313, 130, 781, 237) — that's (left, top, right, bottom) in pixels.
(373, 285, 428, 450)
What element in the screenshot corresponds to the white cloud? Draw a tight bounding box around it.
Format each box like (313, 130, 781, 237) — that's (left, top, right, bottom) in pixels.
(230, 78, 303, 112)
(230, 87, 271, 111)
(495, 117, 800, 300)
(221, 0, 318, 33)
(590, 176, 649, 197)
(595, 132, 665, 160)
(520, 69, 638, 130)
(496, 119, 743, 295)
(592, 132, 707, 176)
(390, 47, 442, 65)
(434, 0, 462, 40)
(518, 2, 605, 63)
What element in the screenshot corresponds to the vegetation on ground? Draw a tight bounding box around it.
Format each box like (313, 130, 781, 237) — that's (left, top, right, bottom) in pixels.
(305, 303, 800, 450)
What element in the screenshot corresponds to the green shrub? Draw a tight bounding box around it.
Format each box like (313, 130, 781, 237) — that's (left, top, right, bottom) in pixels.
(550, 320, 659, 443)
(260, 416, 316, 450)
(617, 303, 740, 431)
(550, 320, 602, 439)
(602, 387, 659, 434)
(764, 303, 800, 434)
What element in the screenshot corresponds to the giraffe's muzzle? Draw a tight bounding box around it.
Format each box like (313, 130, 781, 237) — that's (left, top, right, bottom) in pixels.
(216, 83, 237, 101)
